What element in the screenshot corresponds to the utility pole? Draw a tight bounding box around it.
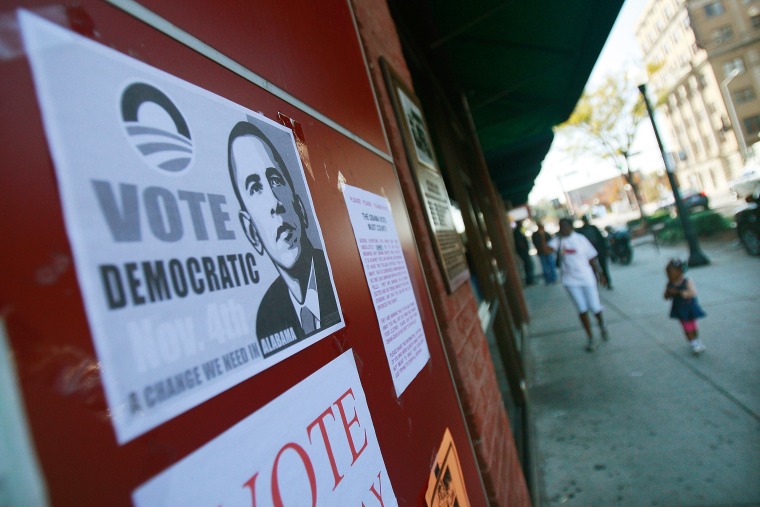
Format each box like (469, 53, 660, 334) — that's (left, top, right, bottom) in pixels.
(638, 83, 709, 267)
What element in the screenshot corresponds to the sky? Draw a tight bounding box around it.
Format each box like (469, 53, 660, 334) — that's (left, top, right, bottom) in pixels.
(528, 0, 663, 204)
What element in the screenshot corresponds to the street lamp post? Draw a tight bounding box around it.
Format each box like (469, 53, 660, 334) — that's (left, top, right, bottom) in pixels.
(721, 68, 749, 161)
(638, 83, 710, 267)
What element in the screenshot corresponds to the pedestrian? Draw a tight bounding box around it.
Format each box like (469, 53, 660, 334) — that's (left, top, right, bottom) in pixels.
(577, 215, 612, 289)
(513, 221, 535, 286)
(531, 221, 557, 284)
(548, 217, 609, 351)
(663, 258, 707, 355)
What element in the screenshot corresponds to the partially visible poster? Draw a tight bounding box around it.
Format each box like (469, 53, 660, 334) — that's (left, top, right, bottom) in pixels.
(343, 185, 430, 396)
(133, 350, 397, 507)
(426, 429, 471, 507)
(20, 11, 343, 443)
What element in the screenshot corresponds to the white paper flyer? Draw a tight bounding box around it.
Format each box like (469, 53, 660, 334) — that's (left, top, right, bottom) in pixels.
(19, 11, 344, 443)
(343, 184, 430, 396)
(133, 350, 397, 507)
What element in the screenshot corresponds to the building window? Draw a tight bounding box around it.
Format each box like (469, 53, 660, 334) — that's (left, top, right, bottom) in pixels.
(712, 25, 733, 43)
(749, 6, 760, 27)
(705, 1, 725, 17)
(743, 114, 760, 135)
(734, 87, 756, 104)
(723, 57, 746, 76)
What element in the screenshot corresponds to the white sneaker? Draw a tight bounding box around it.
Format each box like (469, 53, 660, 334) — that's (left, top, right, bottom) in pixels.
(691, 341, 706, 355)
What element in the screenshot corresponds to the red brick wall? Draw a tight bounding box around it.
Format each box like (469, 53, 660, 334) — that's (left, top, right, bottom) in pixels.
(349, 2, 531, 505)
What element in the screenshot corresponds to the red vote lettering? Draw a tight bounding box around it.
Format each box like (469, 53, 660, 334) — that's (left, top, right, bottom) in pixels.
(365, 471, 385, 507)
(272, 442, 317, 507)
(307, 406, 344, 490)
(335, 389, 368, 464)
(240, 389, 370, 506)
(241, 443, 317, 507)
(242, 473, 259, 507)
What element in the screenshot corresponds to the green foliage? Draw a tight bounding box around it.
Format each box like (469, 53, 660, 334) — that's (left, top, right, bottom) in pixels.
(690, 210, 731, 235)
(559, 70, 649, 172)
(657, 224, 684, 243)
(645, 61, 669, 106)
(645, 209, 671, 226)
(530, 200, 562, 222)
(627, 208, 671, 230)
(645, 61, 664, 77)
(648, 210, 731, 244)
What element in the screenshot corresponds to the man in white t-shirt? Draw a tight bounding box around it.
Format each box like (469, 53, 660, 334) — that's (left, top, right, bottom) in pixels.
(548, 217, 609, 351)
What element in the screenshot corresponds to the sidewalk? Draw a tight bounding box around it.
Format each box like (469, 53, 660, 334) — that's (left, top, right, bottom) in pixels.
(523, 237, 760, 506)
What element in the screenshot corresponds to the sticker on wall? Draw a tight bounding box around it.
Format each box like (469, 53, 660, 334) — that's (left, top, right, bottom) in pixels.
(133, 350, 397, 507)
(426, 428, 471, 507)
(343, 184, 430, 396)
(18, 10, 344, 444)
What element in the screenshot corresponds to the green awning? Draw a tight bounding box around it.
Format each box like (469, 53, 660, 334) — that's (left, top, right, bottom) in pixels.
(391, 0, 625, 205)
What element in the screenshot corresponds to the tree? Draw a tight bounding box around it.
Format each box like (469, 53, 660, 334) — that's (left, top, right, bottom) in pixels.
(558, 68, 655, 217)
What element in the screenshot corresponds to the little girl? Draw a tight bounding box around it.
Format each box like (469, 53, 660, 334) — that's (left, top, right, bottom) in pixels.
(664, 259, 706, 355)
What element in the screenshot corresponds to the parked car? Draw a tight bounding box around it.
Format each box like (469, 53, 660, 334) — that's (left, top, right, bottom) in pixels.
(658, 189, 709, 215)
(730, 161, 760, 197)
(681, 189, 709, 211)
(735, 183, 760, 256)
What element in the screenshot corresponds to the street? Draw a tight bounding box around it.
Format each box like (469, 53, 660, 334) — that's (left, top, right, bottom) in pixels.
(523, 236, 760, 506)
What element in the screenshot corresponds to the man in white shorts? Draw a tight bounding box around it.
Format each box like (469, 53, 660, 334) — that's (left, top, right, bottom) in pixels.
(548, 217, 609, 351)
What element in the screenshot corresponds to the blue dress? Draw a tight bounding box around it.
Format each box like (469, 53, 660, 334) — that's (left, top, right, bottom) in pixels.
(668, 278, 706, 321)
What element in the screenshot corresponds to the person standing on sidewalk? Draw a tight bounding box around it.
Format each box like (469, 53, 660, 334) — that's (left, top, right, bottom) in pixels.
(548, 217, 609, 351)
(532, 221, 558, 285)
(513, 221, 535, 286)
(664, 258, 707, 355)
(577, 215, 612, 290)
